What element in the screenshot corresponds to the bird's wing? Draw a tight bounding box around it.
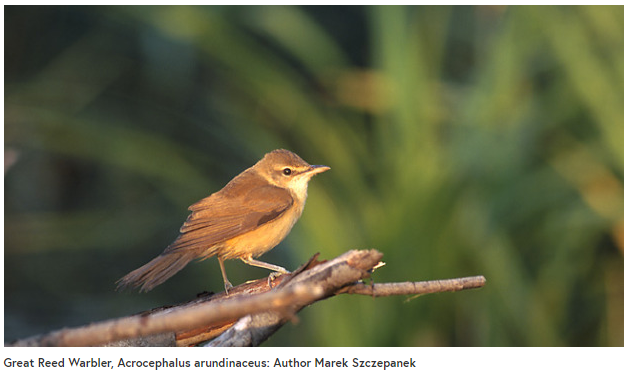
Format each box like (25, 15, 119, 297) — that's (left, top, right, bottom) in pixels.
(163, 184, 294, 253)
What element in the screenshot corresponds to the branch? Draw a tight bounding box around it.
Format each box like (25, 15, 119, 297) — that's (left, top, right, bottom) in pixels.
(8, 250, 486, 347)
(12, 284, 323, 347)
(340, 276, 487, 296)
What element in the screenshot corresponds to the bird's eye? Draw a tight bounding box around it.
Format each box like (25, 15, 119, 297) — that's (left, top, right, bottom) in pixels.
(283, 168, 292, 176)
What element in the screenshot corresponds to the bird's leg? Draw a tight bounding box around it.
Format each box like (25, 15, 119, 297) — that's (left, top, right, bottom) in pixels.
(240, 257, 290, 289)
(241, 257, 290, 273)
(218, 257, 233, 294)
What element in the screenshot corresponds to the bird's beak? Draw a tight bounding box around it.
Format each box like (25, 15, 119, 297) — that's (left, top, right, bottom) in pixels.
(306, 164, 330, 175)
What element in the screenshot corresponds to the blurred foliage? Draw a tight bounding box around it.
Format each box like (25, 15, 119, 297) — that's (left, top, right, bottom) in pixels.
(4, 5, 623, 346)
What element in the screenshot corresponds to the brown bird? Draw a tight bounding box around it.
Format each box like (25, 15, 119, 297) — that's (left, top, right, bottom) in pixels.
(117, 149, 330, 293)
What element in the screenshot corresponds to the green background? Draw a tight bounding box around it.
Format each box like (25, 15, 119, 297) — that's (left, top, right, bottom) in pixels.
(4, 5, 623, 346)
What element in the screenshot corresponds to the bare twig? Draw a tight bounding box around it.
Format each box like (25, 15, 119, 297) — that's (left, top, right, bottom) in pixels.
(340, 275, 487, 296)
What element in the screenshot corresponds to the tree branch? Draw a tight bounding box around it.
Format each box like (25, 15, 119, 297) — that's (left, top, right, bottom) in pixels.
(8, 249, 486, 347)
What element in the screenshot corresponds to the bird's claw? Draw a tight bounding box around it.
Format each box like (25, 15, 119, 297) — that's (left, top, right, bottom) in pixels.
(224, 281, 233, 294)
(267, 271, 288, 289)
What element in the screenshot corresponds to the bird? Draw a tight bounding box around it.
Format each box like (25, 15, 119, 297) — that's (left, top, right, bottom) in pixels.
(117, 149, 330, 293)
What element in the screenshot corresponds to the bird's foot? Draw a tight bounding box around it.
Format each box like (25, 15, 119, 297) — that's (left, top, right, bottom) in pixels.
(224, 281, 233, 294)
(267, 270, 290, 289)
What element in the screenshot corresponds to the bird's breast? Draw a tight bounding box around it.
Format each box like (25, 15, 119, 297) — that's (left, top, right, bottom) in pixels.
(217, 201, 305, 260)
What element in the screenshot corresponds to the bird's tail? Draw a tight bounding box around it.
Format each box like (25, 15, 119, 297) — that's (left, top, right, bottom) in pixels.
(116, 251, 198, 292)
